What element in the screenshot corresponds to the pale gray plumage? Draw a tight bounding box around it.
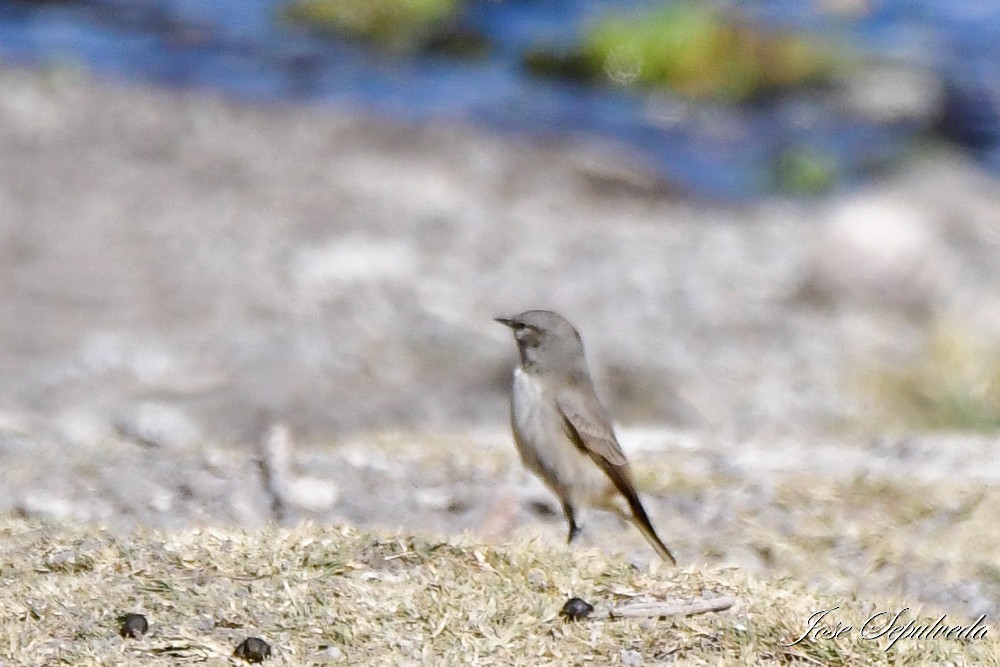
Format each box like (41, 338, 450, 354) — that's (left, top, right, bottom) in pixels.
(495, 309, 677, 564)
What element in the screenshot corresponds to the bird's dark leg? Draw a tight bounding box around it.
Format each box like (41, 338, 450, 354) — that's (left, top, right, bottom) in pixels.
(561, 501, 581, 543)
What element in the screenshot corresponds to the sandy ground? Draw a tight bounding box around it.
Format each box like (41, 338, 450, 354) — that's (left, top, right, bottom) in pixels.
(2, 65, 1000, 619)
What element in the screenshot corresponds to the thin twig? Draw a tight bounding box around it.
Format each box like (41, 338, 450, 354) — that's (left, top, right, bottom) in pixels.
(608, 595, 735, 619)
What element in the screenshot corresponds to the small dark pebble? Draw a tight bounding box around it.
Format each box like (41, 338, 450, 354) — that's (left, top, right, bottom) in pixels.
(234, 636, 272, 663)
(118, 613, 149, 638)
(560, 597, 595, 621)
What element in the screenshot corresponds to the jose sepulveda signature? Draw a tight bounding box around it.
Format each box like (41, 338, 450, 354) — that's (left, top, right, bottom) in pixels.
(784, 606, 989, 651)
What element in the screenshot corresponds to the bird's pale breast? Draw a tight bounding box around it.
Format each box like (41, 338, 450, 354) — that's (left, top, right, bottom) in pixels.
(510, 367, 611, 507)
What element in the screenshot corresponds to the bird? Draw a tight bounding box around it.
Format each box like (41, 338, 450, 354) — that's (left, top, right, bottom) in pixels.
(495, 309, 677, 564)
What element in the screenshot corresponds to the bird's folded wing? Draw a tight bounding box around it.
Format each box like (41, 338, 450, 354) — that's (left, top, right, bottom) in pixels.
(556, 390, 627, 467)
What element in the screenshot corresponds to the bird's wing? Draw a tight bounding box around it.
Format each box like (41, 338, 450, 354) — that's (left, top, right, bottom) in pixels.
(556, 389, 627, 467)
(557, 387, 678, 565)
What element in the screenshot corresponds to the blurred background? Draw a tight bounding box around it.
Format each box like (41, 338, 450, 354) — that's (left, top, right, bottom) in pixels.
(1, 0, 999, 437)
(2, 0, 1000, 198)
(1, 0, 1000, 616)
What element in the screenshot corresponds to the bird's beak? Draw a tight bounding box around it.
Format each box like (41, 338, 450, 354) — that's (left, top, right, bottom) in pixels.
(494, 316, 519, 329)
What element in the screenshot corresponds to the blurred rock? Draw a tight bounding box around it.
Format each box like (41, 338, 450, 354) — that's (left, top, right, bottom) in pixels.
(620, 648, 643, 667)
(836, 63, 944, 125)
(414, 487, 454, 512)
(318, 646, 344, 662)
(115, 403, 202, 450)
(284, 477, 340, 513)
(293, 237, 418, 296)
(55, 408, 113, 446)
(0, 412, 34, 455)
(147, 486, 175, 513)
(102, 467, 176, 516)
(799, 193, 954, 314)
(17, 492, 76, 520)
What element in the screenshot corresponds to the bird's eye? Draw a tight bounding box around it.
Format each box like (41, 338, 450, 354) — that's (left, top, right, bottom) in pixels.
(516, 325, 543, 343)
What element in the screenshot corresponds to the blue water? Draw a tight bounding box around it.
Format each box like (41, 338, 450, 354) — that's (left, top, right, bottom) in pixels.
(0, 0, 997, 200)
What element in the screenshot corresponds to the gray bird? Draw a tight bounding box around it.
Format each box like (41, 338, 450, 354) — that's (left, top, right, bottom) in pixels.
(495, 309, 677, 564)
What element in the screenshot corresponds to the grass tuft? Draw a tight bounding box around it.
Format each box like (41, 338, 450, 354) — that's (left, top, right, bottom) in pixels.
(865, 324, 1000, 431)
(284, 0, 462, 50)
(526, 2, 842, 102)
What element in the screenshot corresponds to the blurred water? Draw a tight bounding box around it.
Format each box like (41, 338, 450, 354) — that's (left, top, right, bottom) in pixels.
(0, 0, 996, 199)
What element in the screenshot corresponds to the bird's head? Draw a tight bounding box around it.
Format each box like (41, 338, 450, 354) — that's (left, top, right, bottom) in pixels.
(495, 309, 586, 374)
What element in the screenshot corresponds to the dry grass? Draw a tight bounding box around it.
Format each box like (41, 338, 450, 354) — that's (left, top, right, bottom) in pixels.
(637, 462, 1000, 613)
(337, 431, 1000, 622)
(0, 519, 996, 666)
(865, 324, 1000, 431)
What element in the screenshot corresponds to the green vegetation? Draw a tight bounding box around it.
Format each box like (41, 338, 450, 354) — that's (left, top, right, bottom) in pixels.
(285, 0, 463, 50)
(867, 324, 1000, 431)
(526, 2, 841, 102)
(774, 146, 839, 194)
(2, 517, 997, 665)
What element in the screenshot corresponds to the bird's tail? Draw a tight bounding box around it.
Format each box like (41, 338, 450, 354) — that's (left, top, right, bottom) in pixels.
(598, 461, 678, 565)
(627, 495, 677, 565)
